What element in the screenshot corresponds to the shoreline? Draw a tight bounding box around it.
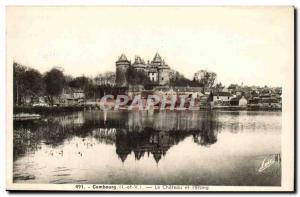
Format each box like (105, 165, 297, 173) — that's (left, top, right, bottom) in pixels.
(13, 106, 85, 115)
(13, 105, 282, 115)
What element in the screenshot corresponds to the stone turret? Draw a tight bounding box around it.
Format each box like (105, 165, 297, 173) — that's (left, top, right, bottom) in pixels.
(116, 54, 130, 87)
(132, 56, 146, 71)
(150, 53, 170, 86)
(151, 53, 163, 66)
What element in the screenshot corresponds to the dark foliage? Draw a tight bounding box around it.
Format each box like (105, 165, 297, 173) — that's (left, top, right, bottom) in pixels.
(13, 63, 44, 105)
(44, 68, 65, 96)
(126, 67, 151, 85)
(68, 76, 90, 89)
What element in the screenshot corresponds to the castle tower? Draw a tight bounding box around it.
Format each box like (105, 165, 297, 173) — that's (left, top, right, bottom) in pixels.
(158, 66, 170, 86)
(116, 54, 131, 87)
(132, 56, 146, 72)
(151, 53, 163, 66)
(151, 53, 170, 86)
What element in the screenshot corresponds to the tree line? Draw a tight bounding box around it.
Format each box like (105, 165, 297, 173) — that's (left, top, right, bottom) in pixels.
(13, 62, 118, 106)
(13, 62, 219, 106)
(14, 62, 65, 105)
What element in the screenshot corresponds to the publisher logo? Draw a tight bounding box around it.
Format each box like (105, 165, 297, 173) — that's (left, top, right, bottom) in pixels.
(258, 154, 281, 173)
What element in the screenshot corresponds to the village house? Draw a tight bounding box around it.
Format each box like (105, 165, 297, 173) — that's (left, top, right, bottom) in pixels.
(259, 96, 281, 108)
(247, 87, 282, 110)
(173, 86, 203, 98)
(229, 95, 248, 107)
(211, 92, 232, 105)
(153, 86, 175, 98)
(152, 86, 203, 99)
(32, 96, 49, 107)
(198, 92, 212, 109)
(59, 88, 85, 106)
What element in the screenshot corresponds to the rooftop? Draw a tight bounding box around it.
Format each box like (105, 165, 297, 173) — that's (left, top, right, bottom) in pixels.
(152, 53, 162, 63)
(212, 92, 232, 97)
(117, 54, 129, 62)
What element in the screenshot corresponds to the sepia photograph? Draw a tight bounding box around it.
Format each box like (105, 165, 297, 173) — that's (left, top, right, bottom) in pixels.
(5, 6, 294, 192)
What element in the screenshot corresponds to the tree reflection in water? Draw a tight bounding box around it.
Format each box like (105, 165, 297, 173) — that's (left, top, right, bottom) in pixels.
(13, 111, 219, 163)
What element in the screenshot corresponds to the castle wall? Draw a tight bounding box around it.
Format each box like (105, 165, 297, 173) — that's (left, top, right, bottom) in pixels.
(158, 68, 170, 85)
(116, 64, 129, 87)
(148, 72, 158, 82)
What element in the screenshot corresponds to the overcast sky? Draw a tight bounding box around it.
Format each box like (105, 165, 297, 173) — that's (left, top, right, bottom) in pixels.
(7, 6, 293, 86)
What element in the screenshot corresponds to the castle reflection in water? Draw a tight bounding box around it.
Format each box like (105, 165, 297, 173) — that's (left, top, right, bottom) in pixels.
(13, 111, 219, 163)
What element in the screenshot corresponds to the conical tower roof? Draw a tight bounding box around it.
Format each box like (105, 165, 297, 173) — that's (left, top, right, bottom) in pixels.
(152, 53, 162, 63)
(152, 151, 162, 164)
(134, 56, 143, 64)
(118, 54, 128, 61)
(118, 152, 129, 163)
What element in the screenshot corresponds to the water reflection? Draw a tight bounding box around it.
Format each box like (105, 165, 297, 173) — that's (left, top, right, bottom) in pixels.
(13, 111, 282, 185)
(14, 111, 220, 163)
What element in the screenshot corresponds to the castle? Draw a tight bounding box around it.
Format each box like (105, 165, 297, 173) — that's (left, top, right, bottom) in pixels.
(116, 53, 171, 87)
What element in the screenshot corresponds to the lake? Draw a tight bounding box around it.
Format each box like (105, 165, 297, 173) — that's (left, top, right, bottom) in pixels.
(13, 110, 281, 186)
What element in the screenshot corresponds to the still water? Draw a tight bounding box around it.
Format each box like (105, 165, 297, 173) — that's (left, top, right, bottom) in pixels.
(13, 110, 281, 186)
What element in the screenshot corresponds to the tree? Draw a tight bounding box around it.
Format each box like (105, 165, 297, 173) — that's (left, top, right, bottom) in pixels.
(169, 69, 192, 86)
(228, 84, 239, 90)
(69, 76, 90, 89)
(214, 82, 224, 92)
(44, 68, 65, 105)
(64, 75, 74, 84)
(13, 62, 26, 105)
(22, 68, 44, 103)
(126, 67, 151, 85)
(14, 63, 45, 105)
(169, 69, 178, 82)
(194, 70, 217, 93)
(94, 72, 116, 86)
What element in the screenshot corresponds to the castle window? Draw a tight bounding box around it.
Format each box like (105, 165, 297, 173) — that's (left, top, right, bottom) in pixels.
(162, 77, 164, 81)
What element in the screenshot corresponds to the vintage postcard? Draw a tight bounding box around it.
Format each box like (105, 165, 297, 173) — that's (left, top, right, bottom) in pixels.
(6, 6, 294, 192)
